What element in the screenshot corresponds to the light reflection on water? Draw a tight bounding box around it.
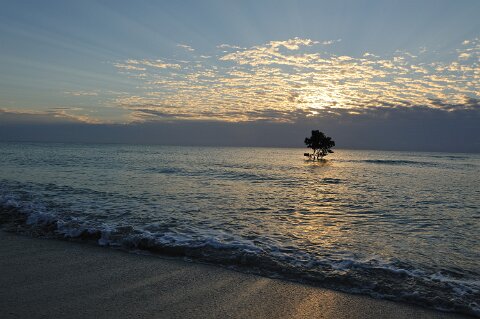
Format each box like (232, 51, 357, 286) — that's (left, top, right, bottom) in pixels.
(0, 143, 479, 315)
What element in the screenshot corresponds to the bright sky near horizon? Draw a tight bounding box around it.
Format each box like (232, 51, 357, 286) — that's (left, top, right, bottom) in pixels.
(0, 0, 479, 124)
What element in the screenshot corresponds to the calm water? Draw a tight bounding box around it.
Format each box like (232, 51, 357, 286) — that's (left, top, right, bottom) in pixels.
(0, 142, 479, 316)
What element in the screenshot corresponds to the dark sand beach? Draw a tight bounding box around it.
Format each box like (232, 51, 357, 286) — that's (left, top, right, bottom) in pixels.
(0, 231, 473, 319)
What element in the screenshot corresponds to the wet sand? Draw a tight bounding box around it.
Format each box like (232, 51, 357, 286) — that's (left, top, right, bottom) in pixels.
(0, 231, 473, 319)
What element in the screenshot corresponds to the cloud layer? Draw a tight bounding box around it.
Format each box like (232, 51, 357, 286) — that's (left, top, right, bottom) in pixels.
(110, 37, 479, 122)
(2, 105, 478, 152)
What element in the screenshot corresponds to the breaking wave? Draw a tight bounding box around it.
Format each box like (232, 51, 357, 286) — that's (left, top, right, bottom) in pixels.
(1, 195, 478, 317)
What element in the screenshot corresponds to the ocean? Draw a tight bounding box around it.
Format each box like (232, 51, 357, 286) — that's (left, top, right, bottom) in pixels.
(0, 142, 479, 316)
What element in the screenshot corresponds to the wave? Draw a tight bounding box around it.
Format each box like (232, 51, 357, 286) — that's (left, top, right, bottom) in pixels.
(321, 178, 342, 184)
(335, 158, 478, 170)
(147, 166, 288, 183)
(362, 159, 439, 166)
(428, 154, 471, 160)
(0, 196, 478, 317)
(334, 158, 439, 167)
(146, 167, 180, 174)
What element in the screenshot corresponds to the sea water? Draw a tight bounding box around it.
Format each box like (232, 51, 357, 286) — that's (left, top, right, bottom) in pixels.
(0, 142, 479, 316)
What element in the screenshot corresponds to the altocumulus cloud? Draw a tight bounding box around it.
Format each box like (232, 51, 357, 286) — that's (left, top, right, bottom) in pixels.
(108, 37, 479, 123)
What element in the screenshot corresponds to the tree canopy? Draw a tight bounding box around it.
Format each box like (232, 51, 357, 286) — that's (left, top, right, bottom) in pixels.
(304, 130, 335, 160)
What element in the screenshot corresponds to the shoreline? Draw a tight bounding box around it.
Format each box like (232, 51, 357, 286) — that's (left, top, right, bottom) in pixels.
(0, 231, 474, 319)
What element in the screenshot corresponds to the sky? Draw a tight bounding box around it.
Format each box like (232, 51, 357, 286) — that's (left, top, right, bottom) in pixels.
(0, 0, 479, 151)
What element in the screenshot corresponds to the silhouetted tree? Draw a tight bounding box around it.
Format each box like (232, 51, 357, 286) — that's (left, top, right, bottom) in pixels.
(304, 130, 335, 160)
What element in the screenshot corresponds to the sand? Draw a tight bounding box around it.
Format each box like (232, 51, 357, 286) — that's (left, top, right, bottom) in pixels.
(0, 231, 473, 319)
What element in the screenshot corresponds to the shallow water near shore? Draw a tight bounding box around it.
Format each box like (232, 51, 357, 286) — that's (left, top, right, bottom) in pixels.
(0, 142, 479, 316)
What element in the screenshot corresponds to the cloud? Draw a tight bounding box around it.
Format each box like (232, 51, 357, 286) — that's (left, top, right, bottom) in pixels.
(114, 59, 180, 72)
(0, 108, 100, 124)
(267, 37, 319, 50)
(64, 91, 99, 96)
(2, 106, 479, 152)
(176, 44, 194, 51)
(217, 44, 243, 50)
(113, 63, 147, 71)
(321, 39, 342, 45)
(103, 37, 480, 123)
